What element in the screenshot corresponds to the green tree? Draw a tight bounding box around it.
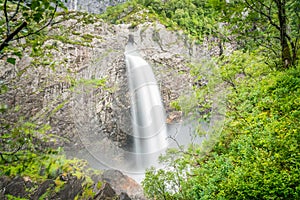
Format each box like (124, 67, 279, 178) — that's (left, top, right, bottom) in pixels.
(223, 0, 299, 68)
(0, 0, 66, 56)
(143, 51, 300, 200)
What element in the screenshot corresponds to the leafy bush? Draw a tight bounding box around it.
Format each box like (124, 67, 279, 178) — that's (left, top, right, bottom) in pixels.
(0, 147, 101, 199)
(143, 52, 300, 199)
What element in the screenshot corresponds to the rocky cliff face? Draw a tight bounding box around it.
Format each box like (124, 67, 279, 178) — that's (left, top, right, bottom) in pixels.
(0, 10, 223, 161)
(66, 0, 127, 13)
(67, 20, 207, 172)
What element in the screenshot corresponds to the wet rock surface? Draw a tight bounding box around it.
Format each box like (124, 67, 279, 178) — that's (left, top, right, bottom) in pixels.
(31, 180, 56, 200)
(0, 175, 83, 199)
(0, 171, 138, 200)
(101, 170, 145, 200)
(94, 182, 117, 200)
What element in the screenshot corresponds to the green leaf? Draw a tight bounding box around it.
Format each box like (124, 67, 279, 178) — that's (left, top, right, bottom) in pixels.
(33, 13, 43, 23)
(7, 57, 16, 65)
(14, 51, 23, 58)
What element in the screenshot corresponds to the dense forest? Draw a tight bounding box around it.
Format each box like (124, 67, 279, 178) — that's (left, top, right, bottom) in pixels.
(1, 0, 299, 199)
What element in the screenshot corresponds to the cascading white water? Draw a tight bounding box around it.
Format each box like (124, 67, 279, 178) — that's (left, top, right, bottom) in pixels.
(125, 35, 168, 164)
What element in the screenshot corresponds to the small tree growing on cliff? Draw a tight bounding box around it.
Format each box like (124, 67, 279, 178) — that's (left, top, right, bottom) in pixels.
(0, 0, 66, 61)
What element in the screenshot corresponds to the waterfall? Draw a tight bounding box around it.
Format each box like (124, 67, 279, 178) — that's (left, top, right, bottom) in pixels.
(125, 35, 168, 164)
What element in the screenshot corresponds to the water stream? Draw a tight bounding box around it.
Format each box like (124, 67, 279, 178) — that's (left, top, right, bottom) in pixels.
(124, 35, 169, 168)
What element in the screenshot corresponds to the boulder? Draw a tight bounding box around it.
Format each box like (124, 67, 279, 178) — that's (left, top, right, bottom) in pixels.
(31, 180, 56, 200)
(119, 192, 131, 200)
(3, 176, 28, 198)
(101, 170, 145, 200)
(94, 182, 118, 200)
(51, 176, 84, 200)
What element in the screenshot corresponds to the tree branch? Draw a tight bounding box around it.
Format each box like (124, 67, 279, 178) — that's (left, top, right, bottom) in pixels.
(167, 134, 200, 157)
(4, 0, 10, 35)
(245, 0, 281, 31)
(9, 0, 22, 22)
(0, 144, 24, 163)
(0, 21, 27, 52)
(0, 145, 22, 156)
(13, 3, 58, 41)
(268, 1, 275, 23)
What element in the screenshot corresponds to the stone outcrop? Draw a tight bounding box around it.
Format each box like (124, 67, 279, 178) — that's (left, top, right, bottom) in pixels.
(101, 170, 145, 200)
(94, 182, 118, 200)
(0, 175, 83, 199)
(0, 171, 138, 200)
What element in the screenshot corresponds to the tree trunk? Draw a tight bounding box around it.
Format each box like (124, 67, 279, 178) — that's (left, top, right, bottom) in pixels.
(275, 0, 292, 68)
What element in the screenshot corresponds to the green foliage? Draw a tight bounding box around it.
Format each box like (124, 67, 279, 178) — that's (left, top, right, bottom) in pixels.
(143, 51, 300, 199)
(0, 0, 67, 56)
(170, 100, 181, 111)
(0, 9, 109, 199)
(0, 148, 101, 199)
(5, 195, 28, 200)
(100, 0, 221, 42)
(147, 0, 220, 41)
(143, 167, 182, 200)
(0, 117, 50, 164)
(1, 0, 299, 199)
(6, 57, 16, 65)
(0, 4, 112, 200)
(76, 78, 106, 88)
(0, 82, 8, 113)
(222, 0, 300, 68)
